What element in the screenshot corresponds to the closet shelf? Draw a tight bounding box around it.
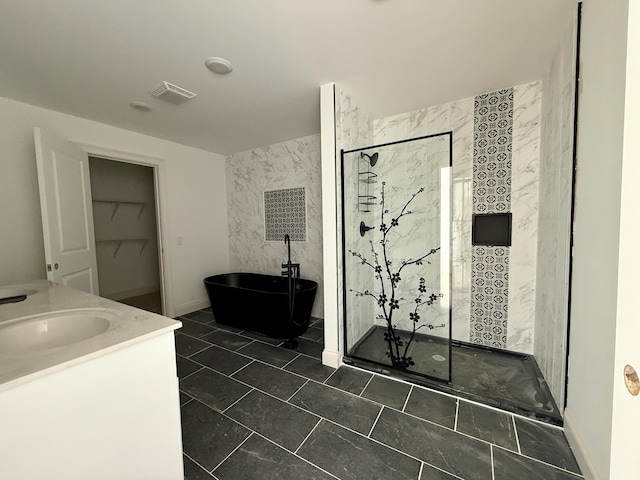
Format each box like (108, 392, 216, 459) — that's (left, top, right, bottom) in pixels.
(96, 239, 148, 259)
(92, 200, 145, 221)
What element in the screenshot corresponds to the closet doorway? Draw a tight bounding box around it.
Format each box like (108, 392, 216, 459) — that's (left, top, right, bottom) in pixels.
(89, 156, 164, 315)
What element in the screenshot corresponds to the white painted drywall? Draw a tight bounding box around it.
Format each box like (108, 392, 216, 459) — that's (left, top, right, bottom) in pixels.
(609, 0, 640, 476)
(565, 0, 628, 478)
(0, 333, 183, 480)
(320, 83, 341, 368)
(0, 96, 229, 317)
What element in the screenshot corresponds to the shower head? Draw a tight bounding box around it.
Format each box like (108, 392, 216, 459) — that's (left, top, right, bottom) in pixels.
(361, 152, 378, 167)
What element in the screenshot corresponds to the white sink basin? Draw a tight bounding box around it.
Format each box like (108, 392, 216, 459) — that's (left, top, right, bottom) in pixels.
(0, 309, 116, 353)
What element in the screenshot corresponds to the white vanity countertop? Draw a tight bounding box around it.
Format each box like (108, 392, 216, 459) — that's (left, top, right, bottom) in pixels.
(0, 280, 181, 392)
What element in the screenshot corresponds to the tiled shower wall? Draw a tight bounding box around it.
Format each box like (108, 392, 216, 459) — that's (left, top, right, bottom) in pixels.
(535, 12, 577, 406)
(368, 83, 540, 352)
(335, 87, 375, 350)
(225, 135, 324, 317)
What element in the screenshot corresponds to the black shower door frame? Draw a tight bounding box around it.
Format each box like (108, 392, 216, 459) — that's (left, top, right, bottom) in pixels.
(340, 131, 454, 384)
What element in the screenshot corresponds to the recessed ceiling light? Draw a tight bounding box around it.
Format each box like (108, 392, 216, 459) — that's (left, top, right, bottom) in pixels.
(130, 101, 153, 112)
(205, 57, 233, 74)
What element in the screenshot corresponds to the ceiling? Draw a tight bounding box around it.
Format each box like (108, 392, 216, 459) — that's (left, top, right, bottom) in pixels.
(0, 0, 577, 155)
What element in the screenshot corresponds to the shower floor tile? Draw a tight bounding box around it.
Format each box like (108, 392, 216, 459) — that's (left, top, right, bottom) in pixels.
(348, 325, 562, 423)
(177, 309, 582, 480)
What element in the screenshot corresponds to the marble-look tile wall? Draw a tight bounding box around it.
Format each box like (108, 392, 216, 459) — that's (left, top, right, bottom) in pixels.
(535, 13, 577, 406)
(373, 97, 475, 343)
(509, 82, 542, 354)
(335, 87, 375, 350)
(370, 83, 540, 353)
(366, 134, 451, 337)
(226, 134, 324, 317)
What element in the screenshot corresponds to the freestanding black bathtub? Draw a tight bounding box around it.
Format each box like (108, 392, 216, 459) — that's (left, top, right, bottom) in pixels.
(203, 273, 318, 339)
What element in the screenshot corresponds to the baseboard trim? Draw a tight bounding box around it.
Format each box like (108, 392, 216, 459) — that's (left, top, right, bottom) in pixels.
(322, 349, 341, 369)
(174, 299, 210, 318)
(105, 285, 161, 301)
(563, 407, 601, 480)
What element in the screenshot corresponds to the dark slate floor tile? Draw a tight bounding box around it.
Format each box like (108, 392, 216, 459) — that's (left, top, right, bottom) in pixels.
(175, 333, 210, 358)
(202, 307, 213, 313)
(310, 317, 323, 327)
(289, 381, 381, 435)
(457, 401, 518, 451)
(231, 361, 307, 400)
(371, 407, 492, 480)
(515, 418, 581, 474)
(493, 447, 583, 480)
(177, 355, 203, 379)
(404, 386, 457, 429)
(183, 454, 214, 480)
(324, 366, 373, 395)
(180, 391, 193, 406)
(190, 345, 253, 375)
(419, 463, 460, 479)
(200, 329, 254, 351)
(178, 318, 218, 338)
(180, 368, 251, 412)
(182, 310, 216, 325)
(239, 329, 284, 346)
(297, 420, 421, 480)
(284, 355, 336, 383)
(206, 319, 245, 333)
(300, 325, 324, 342)
(361, 375, 412, 410)
(181, 400, 251, 472)
(289, 337, 324, 359)
(214, 434, 334, 480)
(238, 341, 299, 368)
(225, 390, 320, 451)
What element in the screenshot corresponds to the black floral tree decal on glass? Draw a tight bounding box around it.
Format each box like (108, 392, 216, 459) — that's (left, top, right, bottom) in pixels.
(350, 182, 444, 370)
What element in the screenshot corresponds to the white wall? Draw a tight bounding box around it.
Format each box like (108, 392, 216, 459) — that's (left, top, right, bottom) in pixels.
(0, 96, 229, 317)
(565, 0, 628, 478)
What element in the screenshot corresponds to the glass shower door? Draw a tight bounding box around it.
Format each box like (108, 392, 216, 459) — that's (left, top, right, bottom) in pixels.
(341, 132, 452, 382)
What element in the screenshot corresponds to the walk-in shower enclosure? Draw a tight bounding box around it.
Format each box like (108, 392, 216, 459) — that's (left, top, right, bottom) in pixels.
(341, 133, 453, 383)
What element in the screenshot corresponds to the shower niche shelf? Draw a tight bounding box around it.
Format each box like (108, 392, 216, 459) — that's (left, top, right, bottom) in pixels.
(358, 152, 378, 212)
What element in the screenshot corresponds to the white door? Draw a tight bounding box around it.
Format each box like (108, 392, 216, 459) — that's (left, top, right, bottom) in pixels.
(610, 2, 640, 476)
(34, 127, 99, 294)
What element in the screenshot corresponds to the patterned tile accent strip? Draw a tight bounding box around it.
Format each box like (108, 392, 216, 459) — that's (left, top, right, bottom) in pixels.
(264, 187, 307, 242)
(471, 89, 513, 348)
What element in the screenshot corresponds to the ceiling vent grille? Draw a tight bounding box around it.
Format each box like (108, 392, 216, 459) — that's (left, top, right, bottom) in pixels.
(150, 81, 197, 104)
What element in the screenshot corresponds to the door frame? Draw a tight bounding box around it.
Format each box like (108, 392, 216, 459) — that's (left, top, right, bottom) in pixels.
(76, 143, 175, 318)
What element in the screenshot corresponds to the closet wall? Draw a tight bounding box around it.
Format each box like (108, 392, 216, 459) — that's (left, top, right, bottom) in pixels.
(89, 157, 161, 301)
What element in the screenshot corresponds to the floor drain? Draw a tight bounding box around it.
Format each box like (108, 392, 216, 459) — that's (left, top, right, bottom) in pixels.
(432, 354, 446, 362)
